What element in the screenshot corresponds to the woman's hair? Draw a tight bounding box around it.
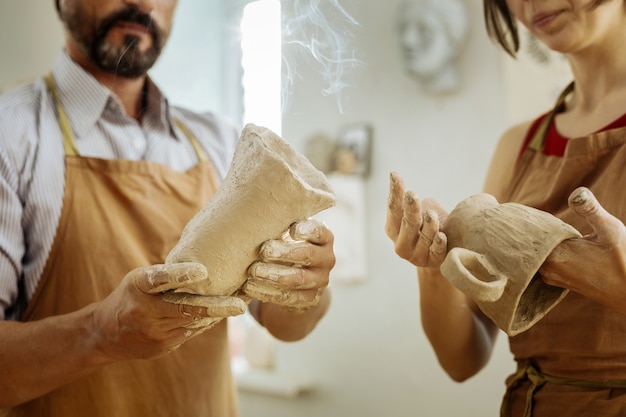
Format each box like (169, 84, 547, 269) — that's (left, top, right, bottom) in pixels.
(483, 0, 610, 57)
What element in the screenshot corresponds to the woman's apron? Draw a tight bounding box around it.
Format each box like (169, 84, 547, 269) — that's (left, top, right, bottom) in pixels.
(8, 75, 238, 417)
(501, 83, 626, 416)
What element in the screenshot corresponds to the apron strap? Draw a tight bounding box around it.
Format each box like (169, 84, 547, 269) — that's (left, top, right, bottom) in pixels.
(501, 363, 626, 417)
(44, 72, 207, 162)
(173, 118, 208, 163)
(44, 73, 79, 156)
(528, 81, 575, 152)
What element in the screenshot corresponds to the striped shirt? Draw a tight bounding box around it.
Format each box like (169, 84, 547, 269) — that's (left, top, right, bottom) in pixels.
(0, 51, 239, 320)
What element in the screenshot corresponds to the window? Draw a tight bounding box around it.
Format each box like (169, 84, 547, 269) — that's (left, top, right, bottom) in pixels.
(240, 0, 282, 135)
(229, 0, 282, 379)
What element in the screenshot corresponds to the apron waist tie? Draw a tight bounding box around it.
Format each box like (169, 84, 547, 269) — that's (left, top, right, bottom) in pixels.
(501, 363, 626, 417)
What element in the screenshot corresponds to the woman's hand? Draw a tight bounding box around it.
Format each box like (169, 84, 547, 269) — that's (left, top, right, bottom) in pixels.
(385, 172, 448, 268)
(540, 187, 626, 313)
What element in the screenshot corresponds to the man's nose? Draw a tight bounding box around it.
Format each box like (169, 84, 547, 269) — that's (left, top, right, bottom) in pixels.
(123, 0, 154, 14)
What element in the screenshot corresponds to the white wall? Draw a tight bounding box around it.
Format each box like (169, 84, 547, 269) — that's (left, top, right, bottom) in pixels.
(151, 0, 226, 114)
(0, 1, 63, 87)
(0, 1, 564, 416)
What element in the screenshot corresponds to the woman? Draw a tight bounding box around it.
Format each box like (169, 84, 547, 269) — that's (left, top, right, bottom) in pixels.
(386, 1, 626, 416)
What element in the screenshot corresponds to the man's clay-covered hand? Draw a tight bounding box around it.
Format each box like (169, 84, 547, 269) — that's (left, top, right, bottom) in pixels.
(540, 187, 626, 314)
(91, 262, 246, 362)
(242, 218, 335, 313)
(385, 171, 448, 268)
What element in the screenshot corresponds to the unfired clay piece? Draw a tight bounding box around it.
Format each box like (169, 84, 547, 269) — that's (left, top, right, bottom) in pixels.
(440, 193, 581, 336)
(165, 124, 336, 324)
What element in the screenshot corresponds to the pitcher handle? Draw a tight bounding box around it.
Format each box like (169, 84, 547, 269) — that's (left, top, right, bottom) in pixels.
(440, 247, 506, 302)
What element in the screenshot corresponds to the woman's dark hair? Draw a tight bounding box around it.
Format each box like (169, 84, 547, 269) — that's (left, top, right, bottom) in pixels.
(483, 0, 610, 57)
(483, 0, 518, 57)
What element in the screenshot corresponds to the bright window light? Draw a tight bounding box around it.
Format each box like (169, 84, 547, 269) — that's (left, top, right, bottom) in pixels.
(240, 0, 282, 135)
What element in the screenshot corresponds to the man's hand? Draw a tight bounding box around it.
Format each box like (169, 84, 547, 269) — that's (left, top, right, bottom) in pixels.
(385, 172, 448, 268)
(92, 262, 246, 362)
(242, 218, 334, 313)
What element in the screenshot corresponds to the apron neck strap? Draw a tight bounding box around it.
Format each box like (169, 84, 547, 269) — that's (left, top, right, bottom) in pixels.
(44, 72, 79, 156)
(44, 72, 207, 162)
(528, 81, 575, 152)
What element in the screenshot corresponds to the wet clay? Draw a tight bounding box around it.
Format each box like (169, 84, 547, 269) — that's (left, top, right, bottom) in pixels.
(440, 193, 581, 336)
(166, 124, 336, 300)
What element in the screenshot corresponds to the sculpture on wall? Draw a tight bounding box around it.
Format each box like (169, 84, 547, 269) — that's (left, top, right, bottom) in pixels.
(397, 0, 470, 94)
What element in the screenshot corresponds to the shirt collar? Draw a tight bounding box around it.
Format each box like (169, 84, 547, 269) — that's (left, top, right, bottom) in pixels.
(50, 50, 176, 139)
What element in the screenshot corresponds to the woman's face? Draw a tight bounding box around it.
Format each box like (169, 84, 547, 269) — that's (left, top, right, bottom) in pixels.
(504, 0, 625, 54)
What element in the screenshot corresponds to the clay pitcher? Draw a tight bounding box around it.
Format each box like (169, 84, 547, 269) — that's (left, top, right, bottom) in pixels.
(165, 123, 336, 299)
(440, 193, 581, 336)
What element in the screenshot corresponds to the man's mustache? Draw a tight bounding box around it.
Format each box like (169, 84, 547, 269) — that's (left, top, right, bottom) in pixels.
(99, 7, 157, 38)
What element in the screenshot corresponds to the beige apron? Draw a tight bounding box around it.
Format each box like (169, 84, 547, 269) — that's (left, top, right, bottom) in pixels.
(500, 82, 626, 416)
(7, 75, 238, 417)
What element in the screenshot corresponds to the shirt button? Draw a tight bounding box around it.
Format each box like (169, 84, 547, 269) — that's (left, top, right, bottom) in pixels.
(133, 137, 145, 150)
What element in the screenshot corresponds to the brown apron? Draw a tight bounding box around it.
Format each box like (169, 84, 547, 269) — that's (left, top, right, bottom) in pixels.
(7, 75, 238, 417)
(501, 82, 626, 416)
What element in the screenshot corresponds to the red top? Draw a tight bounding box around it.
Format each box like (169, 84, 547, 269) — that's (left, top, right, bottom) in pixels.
(521, 111, 626, 157)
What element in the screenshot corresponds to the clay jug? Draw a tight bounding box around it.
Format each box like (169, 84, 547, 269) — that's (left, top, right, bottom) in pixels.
(165, 123, 336, 299)
(440, 193, 581, 336)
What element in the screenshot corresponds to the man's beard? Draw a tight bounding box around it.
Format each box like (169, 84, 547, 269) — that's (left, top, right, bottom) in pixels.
(62, 4, 166, 78)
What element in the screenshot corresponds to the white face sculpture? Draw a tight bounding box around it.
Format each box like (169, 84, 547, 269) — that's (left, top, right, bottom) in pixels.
(397, 0, 469, 94)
